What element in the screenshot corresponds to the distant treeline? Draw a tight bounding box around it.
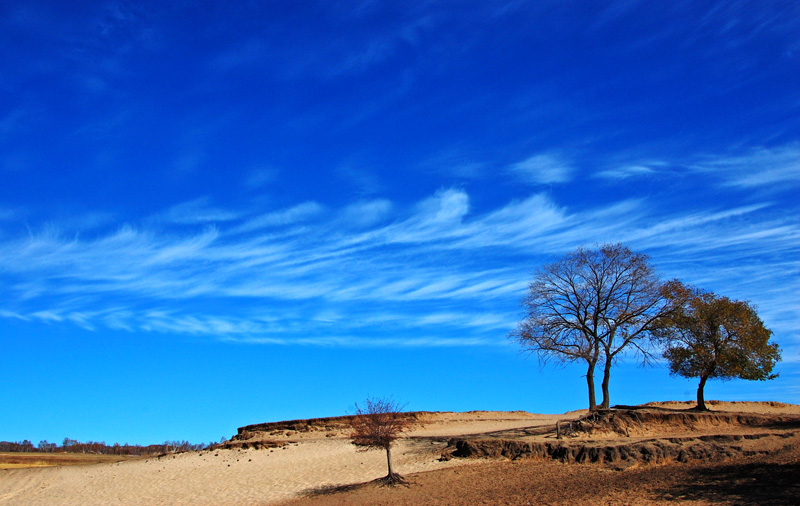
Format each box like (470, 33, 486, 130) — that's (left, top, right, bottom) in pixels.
(0, 438, 217, 455)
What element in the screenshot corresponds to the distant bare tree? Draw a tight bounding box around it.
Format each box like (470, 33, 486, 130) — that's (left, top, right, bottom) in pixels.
(350, 397, 410, 485)
(38, 440, 55, 452)
(511, 244, 680, 410)
(165, 440, 192, 453)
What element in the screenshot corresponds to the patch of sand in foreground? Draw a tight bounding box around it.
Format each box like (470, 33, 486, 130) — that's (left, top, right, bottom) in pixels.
(0, 410, 568, 506)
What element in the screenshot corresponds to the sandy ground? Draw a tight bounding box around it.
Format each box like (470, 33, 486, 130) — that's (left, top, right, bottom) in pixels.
(1, 402, 797, 506)
(0, 411, 570, 505)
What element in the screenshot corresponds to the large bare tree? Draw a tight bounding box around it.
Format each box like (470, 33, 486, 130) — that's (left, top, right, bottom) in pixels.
(350, 397, 410, 485)
(655, 283, 781, 411)
(511, 244, 678, 410)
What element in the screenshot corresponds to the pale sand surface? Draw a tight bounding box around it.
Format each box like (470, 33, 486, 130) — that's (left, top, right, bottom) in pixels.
(0, 410, 573, 506)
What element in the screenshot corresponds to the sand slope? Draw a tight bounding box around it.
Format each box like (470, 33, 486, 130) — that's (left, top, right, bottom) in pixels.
(0, 411, 567, 505)
(1, 403, 797, 505)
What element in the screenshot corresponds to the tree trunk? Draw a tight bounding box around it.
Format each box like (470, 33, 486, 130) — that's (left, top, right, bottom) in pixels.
(600, 359, 612, 409)
(696, 375, 709, 411)
(586, 362, 598, 411)
(378, 445, 406, 485)
(385, 446, 393, 478)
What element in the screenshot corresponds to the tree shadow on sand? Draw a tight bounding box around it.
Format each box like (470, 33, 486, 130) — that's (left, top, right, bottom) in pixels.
(654, 460, 800, 506)
(302, 476, 410, 497)
(302, 482, 369, 497)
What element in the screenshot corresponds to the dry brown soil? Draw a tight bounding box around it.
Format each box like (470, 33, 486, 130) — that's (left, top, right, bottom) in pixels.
(0, 452, 141, 469)
(284, 443, 800, 506)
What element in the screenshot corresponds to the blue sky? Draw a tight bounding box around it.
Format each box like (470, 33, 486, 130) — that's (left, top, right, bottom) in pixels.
(1, 1, 798, 445)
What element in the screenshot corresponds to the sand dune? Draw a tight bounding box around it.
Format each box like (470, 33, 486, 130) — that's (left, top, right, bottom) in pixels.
(0, 410, 568, 505)
(1, 402, 797, 505)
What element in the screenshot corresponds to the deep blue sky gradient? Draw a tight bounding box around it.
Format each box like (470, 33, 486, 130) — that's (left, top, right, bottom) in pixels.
(1, 1, 798, 445)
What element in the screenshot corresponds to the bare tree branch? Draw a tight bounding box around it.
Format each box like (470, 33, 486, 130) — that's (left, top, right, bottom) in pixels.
(350, 397, 409, 485)
(511, 244, 679, 410)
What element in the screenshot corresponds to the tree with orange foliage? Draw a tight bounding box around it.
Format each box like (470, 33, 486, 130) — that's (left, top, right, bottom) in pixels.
(655, 283, 781, 411)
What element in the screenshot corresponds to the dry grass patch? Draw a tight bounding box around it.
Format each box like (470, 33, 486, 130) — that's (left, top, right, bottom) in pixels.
(0, 452, 142, 469)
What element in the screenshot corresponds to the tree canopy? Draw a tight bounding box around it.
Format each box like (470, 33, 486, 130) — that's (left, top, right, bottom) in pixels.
(511, 244, 678, 410)
(655, 283, 781, 410)
(350, 397, 409, 484)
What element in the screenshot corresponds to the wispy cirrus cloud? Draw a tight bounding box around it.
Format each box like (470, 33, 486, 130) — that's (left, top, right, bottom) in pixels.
(205, 3, 438, 81)
(231, 201, 325, 234)
(0, 206, 19, 222)
(0, 185, 797, 350)
(595, 143, 800, 188)
(596, 162, 665, 180)
(690, 144, 800, 189)
(158, 198, 241, 225)
(244, 167, 278, 190)
(417, 147, 487, 179)
(508, 153, 573, 185)
(339, 199, 393, 228)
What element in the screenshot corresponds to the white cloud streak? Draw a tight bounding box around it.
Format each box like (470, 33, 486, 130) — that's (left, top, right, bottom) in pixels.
(339, 200, 393, 228)
(508, 153, 573, 185)
(690, 144, 800, 189)
(596, 144, 800, 188)
(596, 163, 663, 180)
(231, 202, 325, 233)
(158, 198, 241, 225)
(0, 185, 797, 350)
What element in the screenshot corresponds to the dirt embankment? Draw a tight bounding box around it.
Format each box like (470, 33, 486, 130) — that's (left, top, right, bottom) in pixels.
(554, 408, 800, 437)
(442, 408, 800, 468)
(222, 411, 437, 449)
(236, 415, 360, 436)
(644, 400, 799, 413)
(235, 411, 433, 436)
